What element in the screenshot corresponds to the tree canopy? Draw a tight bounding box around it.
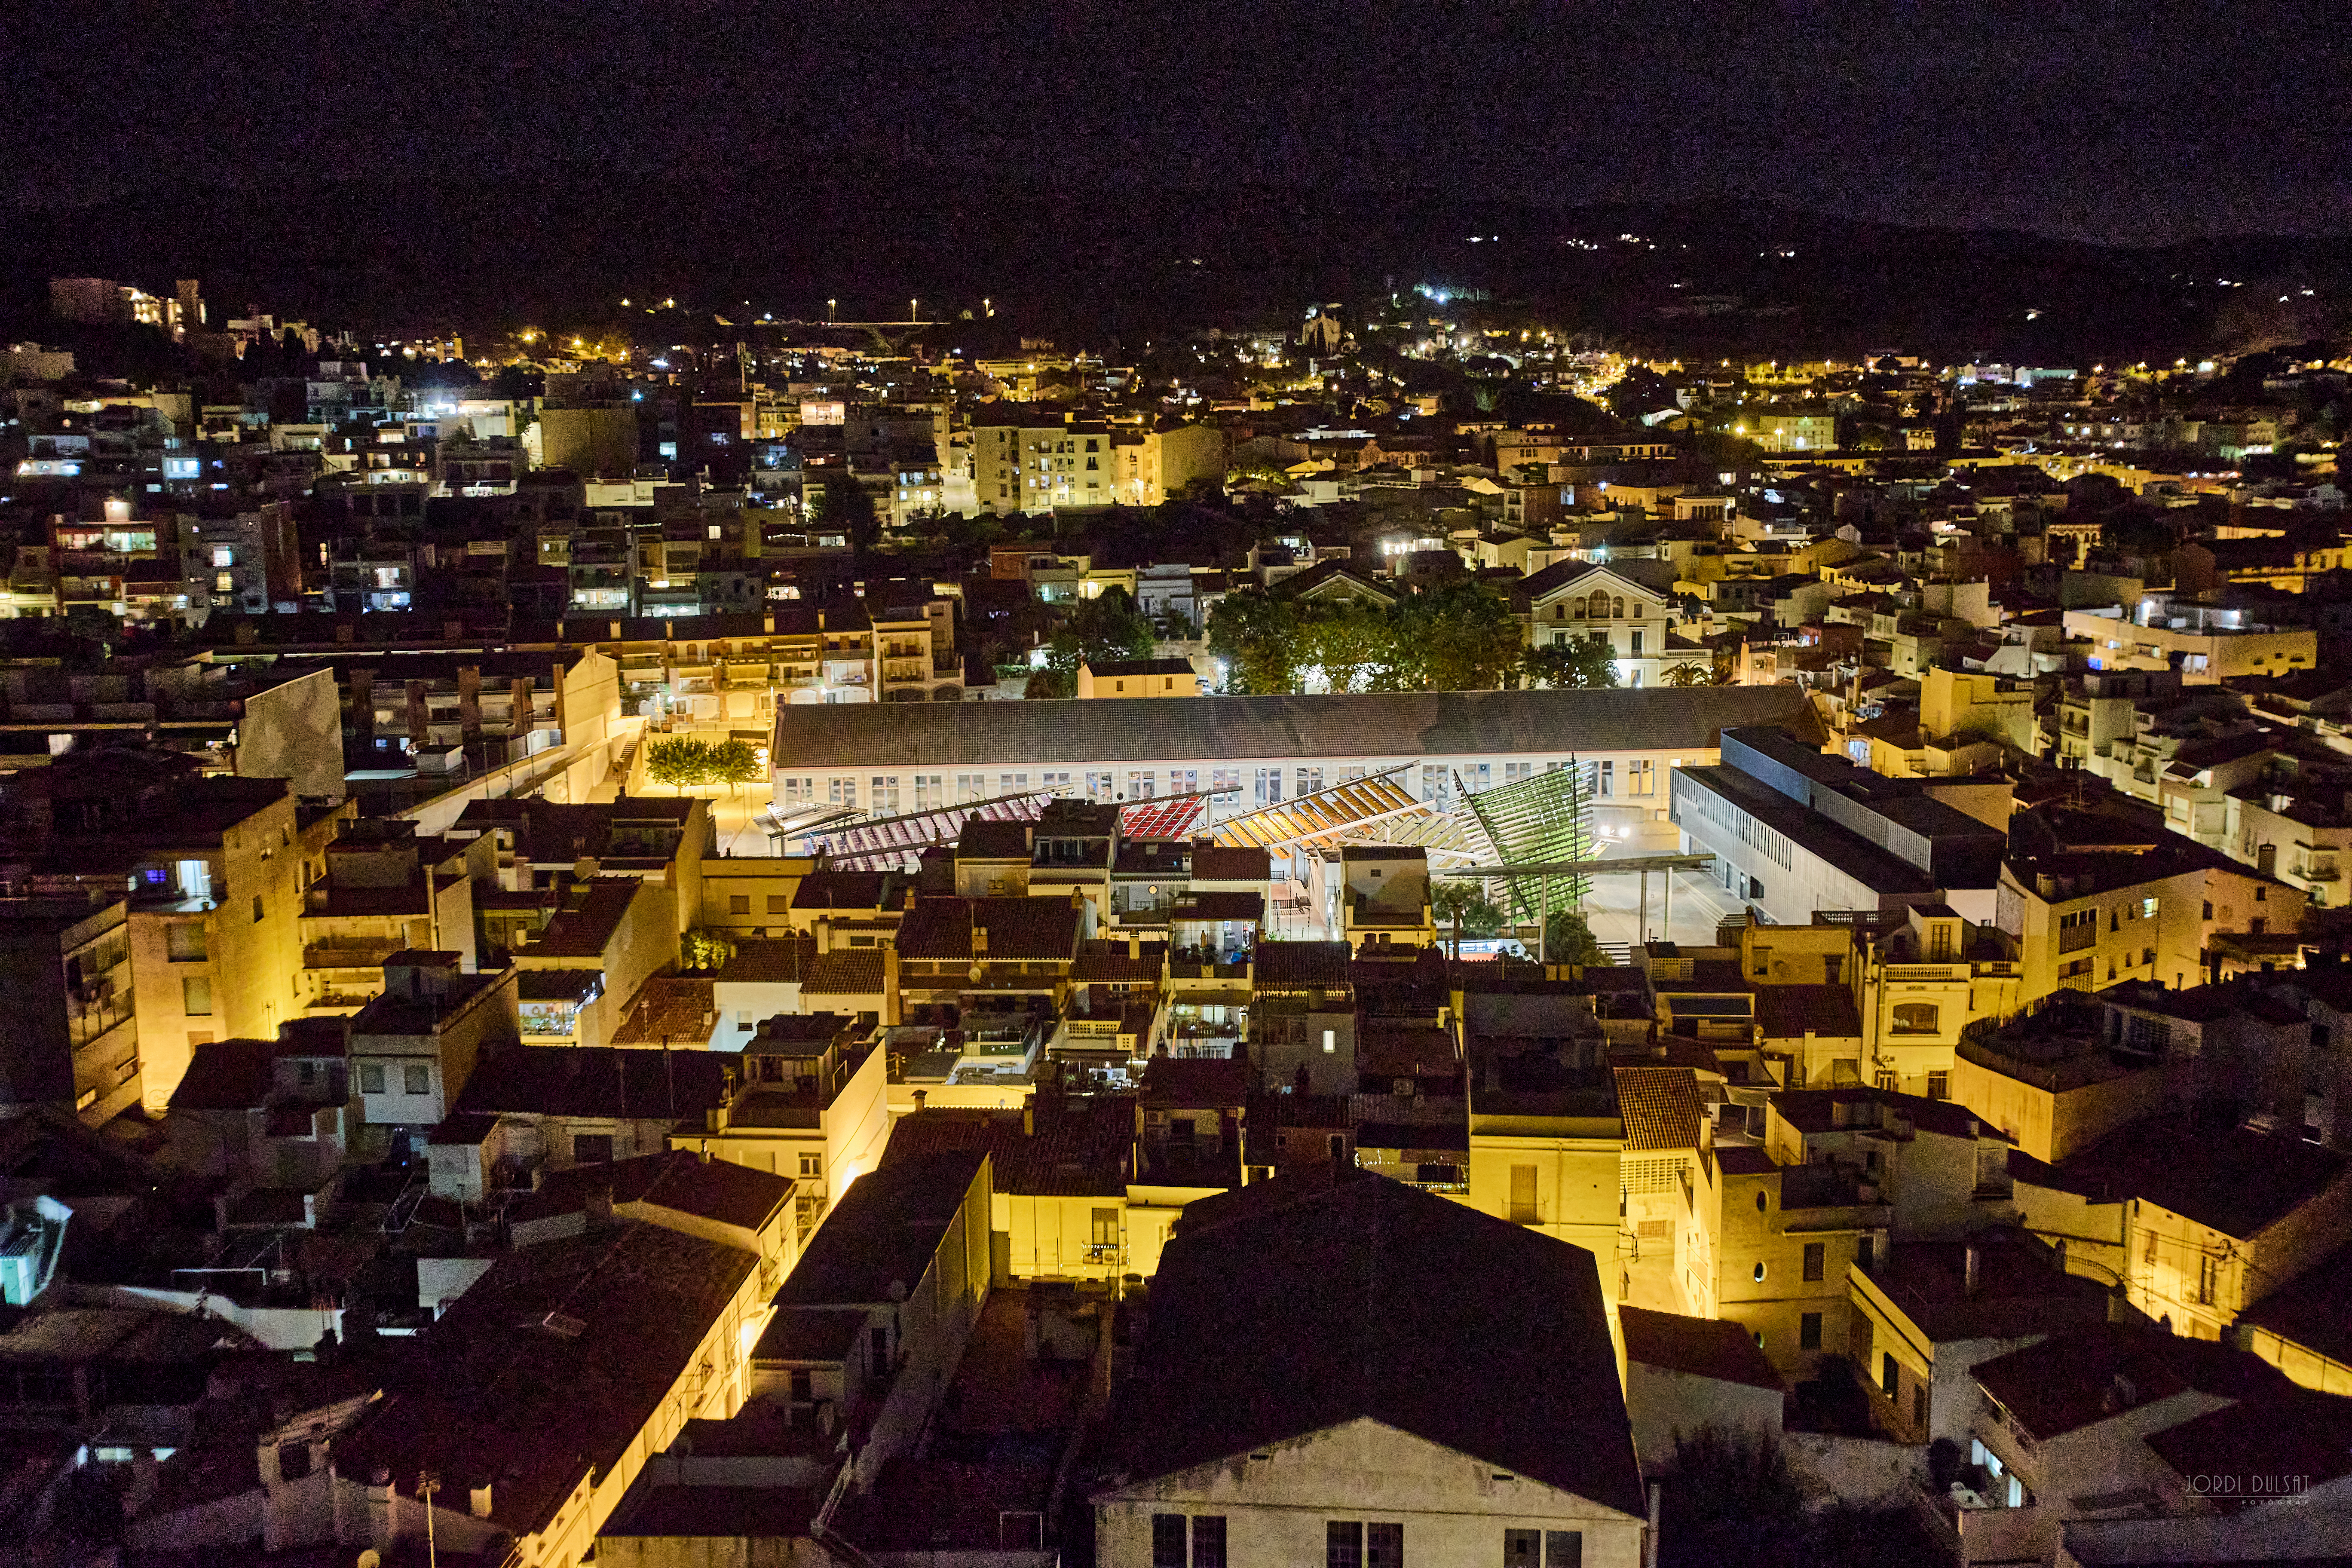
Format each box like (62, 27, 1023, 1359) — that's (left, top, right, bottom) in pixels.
(1520, 637, 1620, 690)
(1045, 586, 1157, 678)
(645, 736, 763, 794)
(1208, 580, 1526, 694)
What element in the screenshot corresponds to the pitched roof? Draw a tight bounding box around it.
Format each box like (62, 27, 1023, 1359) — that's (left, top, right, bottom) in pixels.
(168, 1037, 287, 1111)
(609, 976, 714, 1046)
(1139, 1056, 1254, 1108)
(716, 935, 814, 984)
(1101, 1173, 1644, 1517)
(1189, 842, 1271, 883)
(1972, 1323, 2288, 1442)
(1253, 939, 1352, 991)
(895, 896, 1081, 962)
(1614, 1066, 1703, 1152)
(2144, 1387, 2352, 1496)
(1754, 984, 1863, 1040)
(881, 1103, 1133, 1197)
(1619, 1305, 1786, 1391)
(529, 879, 646, 959)
(520, 1149, 793, 1233)
(774, 1150, 987, 1308)
(334, 1221, 757, 1542)
(803, 949, 888, 995)
(2052, 1113, 2348, 1240)
(770, 686, 1817, 769)
(2238, 1243, 2352, 1369)
(1084, 657, 1198, 678)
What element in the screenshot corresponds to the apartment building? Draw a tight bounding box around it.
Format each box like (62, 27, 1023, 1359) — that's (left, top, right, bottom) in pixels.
(971, 420, 1118, 514)
(0, 894, 141, 1126)
(1999, 798, 2297, 1000)
(346, 951, 520, 1137)
(2066, 597, 2317, 684)
(0, 753, 318, 1112)
(668, 1013, 892, 1242)
(1110, 421, 1225, 506)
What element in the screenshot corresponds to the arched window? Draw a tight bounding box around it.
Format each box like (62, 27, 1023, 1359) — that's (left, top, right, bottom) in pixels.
(1587, 589, 1611, 619)
(1612, 597, 1625, 618)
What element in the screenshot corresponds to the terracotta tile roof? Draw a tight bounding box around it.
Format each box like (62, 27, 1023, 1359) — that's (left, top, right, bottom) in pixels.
(454, 1046, 732, 1120)
(1171, 890, 1263, 924)
(529, 879, 645, 959)
(2052, 1112, 2347, 1240)
(2239, 1244, 2352, 1369)
(1754, 984, 1862, 1040)
(521, 1149, 793, 1234)
(610, 977, 715, 1046)
(1188, 842, 1271, 883)
(168, 1037, 294, 1111)
(881, 1103, 1134, 1197)
(335, 1221, 756, 1542)
(2144, 1387, 2352, 1497)
(792, 869, 912, 913)
(894, 896, 1081, 962)
(771, 686, 1818, 769)
(1071, 940, 1165, 982)
(803, 949, 888, 995)
(1252, 939, 1352, 991)
(1614, 1066, 1703, 1152)
(716, 935, 813, 984)
(1139, 1056, 1254, 1108)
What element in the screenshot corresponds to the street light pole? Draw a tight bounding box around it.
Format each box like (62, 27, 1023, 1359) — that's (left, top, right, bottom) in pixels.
(419, 1473, 439, 1568)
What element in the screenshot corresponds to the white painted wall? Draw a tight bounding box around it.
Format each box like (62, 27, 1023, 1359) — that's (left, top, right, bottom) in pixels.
(1096, 1418, 1646, 1568)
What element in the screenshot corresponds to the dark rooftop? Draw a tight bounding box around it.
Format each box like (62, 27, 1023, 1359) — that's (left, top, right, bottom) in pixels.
(452, 1046, 732, 1121)
(334, 1220, 758, 1542)
(529, 879, 645, 959)
(773, 1150, 987, 1309)
(772, 686, 1817, 769)
(882, 1104, 1133, 1197)
(2052, 1112, 2347, 1240)
(1620, 1304, 1786, 1392)
(1101, 1172, 1644, 1518)
(1973, 1323, 2287, 1443)
(520, 1149, 793, 1235)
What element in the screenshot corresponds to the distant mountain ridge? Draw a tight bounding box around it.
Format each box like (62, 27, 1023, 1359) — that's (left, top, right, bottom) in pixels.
(3, 171, 2345, 359)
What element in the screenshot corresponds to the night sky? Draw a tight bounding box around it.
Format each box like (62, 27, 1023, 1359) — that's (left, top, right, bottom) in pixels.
(7, 1, 2347, 244)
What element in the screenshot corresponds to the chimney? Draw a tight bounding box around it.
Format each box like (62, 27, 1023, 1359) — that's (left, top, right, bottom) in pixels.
(470, 1484, 494, 1519)
(1023, 1101, 1034, 1136)
(1964, 1242, 1981, 1297)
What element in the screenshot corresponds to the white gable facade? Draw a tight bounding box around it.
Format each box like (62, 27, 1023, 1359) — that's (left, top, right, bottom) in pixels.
(1096, 1417, 1648, 1568)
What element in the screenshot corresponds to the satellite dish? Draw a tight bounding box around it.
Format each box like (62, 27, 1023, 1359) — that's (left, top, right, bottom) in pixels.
(359, 1552, 383, 1568)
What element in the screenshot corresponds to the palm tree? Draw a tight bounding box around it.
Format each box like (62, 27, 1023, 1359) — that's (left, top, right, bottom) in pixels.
(1430, 880, 1482, 959)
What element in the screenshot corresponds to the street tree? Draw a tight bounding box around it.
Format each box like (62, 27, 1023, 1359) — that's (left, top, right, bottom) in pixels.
(1390, 579, 1523, 692)
(1521, 637, 1620, 689)
(1205, 586, 1301, 693)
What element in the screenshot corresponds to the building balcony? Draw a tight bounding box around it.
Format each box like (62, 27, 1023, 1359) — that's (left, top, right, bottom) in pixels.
(305, 938, 407, 970)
